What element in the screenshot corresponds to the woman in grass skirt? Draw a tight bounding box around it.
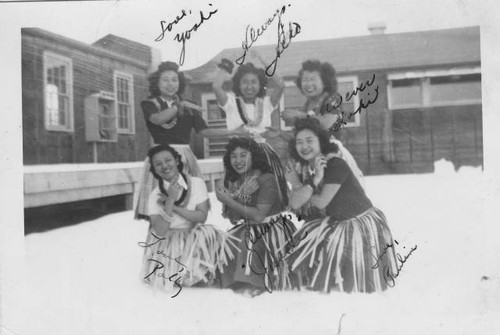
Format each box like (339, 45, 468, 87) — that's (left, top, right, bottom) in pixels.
(285, 118, 397, 293)
(282, 59, 365, 189)
(213, 55, 288, 206)
(135, 61, 217, 220)
(215, 137, 297, 297)
(140, 145, 238, 295)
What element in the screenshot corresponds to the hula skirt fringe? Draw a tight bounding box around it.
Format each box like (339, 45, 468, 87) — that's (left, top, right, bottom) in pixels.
(141, 224, 240, 291)
(134, 144, 202, 220)
(290, 207, 398, 293)
(220, 214, 298, 292)
(257, 142, 289, 205)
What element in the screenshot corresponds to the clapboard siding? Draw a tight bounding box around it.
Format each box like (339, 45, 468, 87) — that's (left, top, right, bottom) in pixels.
(22, 29, 152, 165)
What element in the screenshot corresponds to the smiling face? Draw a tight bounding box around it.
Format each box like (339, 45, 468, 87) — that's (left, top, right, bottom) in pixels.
(295, 129, 322, 162)
(239, 72, 261, 102)
(158, 70, 180, 99)
(152, 150, 180, 182)
(300, 70, 325, 99)
(230, 147, 253, 176)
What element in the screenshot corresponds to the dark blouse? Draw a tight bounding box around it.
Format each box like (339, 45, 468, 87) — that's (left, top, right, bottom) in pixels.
(141, 97, 208, 145)
(322, 157, 372, 221)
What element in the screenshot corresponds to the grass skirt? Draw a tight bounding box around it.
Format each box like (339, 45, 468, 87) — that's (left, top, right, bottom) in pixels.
(141, 224, 240, 293)
(134, 145, 202, 220)
(290, 207, 398, 293)
(257, 142, 289, 205)
(219, 213, 299, 292)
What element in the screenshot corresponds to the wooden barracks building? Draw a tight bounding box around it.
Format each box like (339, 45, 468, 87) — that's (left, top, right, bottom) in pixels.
(186, 25, 482, 175)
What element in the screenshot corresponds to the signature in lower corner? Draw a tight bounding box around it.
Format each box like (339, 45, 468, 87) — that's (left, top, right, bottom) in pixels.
(243, 214, 308, 294)
(139, 233, 188, 298)
(371, 239, 418, 287)
(144, 258, 186, 298)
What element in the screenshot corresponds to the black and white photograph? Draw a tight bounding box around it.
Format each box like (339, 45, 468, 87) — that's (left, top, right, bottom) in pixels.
(1, 0, 500, 334)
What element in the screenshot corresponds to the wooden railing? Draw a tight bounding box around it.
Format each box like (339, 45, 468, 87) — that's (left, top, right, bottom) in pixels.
(23, 158, 224, 208)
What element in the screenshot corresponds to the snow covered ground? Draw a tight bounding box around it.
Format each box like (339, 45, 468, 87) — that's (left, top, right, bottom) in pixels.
(21, 166, 500, 335)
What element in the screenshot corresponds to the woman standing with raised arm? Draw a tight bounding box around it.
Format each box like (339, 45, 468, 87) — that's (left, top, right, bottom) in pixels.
(285, 118, 397, 293)
(140, 145, 238, 294)
(212, 55, 288, 206)
(215, 137, 297, 297)
(282, 60, 365, 189)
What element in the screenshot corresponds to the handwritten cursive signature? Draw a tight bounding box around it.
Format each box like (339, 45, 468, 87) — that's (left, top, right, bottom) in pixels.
(235, 4, 301, 77)
(242, 213, 307, 293)
(235, 6, 283, 65)
(371, 239, 418, 287)
(265, 5, 301, 76)
(139, 233, 188, 298)
(154, 4, 218, 66)
(155, 9, 189, 42)
(329, 74, 379, 132)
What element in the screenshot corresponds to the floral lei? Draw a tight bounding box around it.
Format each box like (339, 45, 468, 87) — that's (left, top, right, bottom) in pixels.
(235, 97, 265, 127)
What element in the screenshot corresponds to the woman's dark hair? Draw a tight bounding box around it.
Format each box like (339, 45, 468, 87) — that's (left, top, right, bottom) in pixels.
(147, 144, 185, 197)
(223, 137, 272, 183)
(232, 62, 267, 98)
(148, 61, 186, 98)
(289, 118, 339, 164)
(295, 60, 338, 95)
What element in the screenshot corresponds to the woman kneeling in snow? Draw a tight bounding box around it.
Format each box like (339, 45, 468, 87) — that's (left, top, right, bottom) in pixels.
(286, 118, 398, 293)
(140, 144, 238, 295)
(215, 137, 298, 297)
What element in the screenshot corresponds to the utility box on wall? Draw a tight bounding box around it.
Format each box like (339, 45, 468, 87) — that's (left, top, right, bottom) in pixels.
(84, 91, 117, 142)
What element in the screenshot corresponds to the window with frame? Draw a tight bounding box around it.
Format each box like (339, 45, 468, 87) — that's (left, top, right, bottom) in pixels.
(281, 76, 361, 129)
(114, 72, 135, 134)
(337, 76, 360, 127)
(43, 52, 73, 131)
(388, 68, 481, 109)
(201, 93, 228, 157)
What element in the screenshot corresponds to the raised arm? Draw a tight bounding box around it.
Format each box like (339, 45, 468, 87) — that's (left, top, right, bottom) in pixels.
(212, 65, 232, 107)
(248, 50, 285, 107)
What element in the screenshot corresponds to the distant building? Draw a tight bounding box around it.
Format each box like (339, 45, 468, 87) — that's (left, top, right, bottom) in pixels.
(186, 26, 482, 174)
(21, 28, 161, 165)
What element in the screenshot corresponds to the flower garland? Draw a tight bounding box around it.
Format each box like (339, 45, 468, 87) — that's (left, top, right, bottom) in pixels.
(235, 97, 265, 127)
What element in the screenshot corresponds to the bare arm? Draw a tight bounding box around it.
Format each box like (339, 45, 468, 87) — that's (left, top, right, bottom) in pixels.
(250, 51, 285, 107)
(289, 185, 314, 211)
(172, 199, 209, 224)
(212, 67, 232, 107)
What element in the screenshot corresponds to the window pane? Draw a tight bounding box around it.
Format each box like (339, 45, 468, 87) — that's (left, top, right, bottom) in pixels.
(430, 74, 481, 104)
(46, 84, 59, 126)
(390, 78, 422, 107)
(207, 100, 224, 120)
(59, 96, 67, 125)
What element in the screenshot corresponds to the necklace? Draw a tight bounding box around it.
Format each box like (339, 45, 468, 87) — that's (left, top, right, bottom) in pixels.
(235, 97, 264, 127)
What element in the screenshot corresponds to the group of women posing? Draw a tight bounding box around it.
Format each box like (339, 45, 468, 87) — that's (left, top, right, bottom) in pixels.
(136, 57, 398, 297)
